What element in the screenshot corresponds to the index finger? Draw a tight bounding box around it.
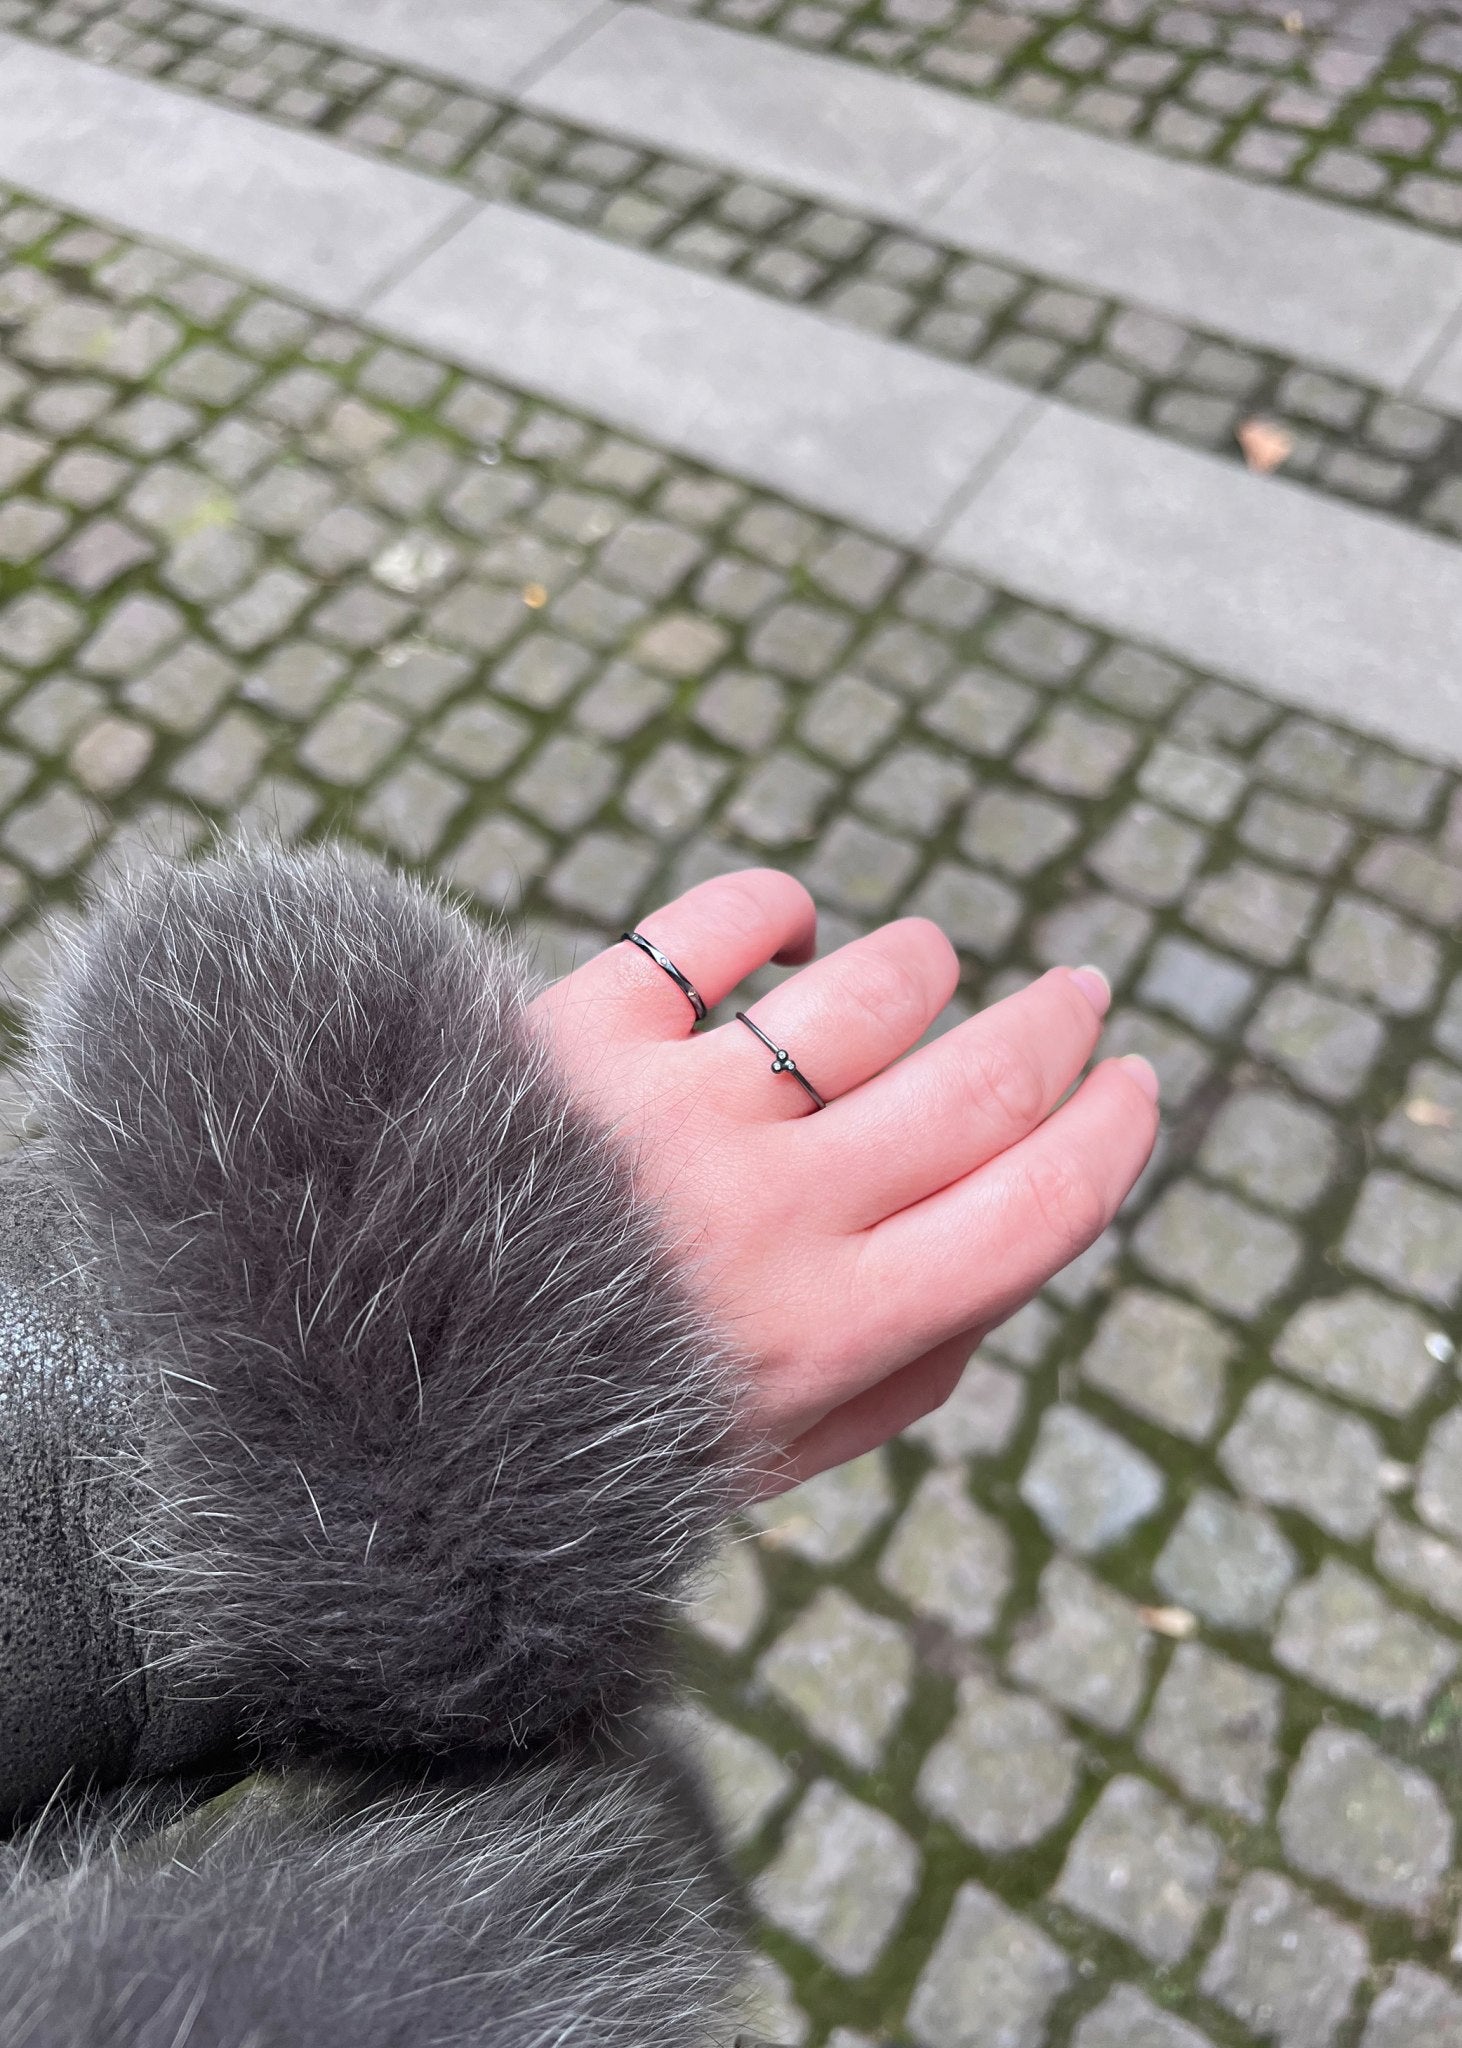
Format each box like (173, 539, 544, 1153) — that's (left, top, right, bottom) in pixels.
(532, 867, 817, 1042)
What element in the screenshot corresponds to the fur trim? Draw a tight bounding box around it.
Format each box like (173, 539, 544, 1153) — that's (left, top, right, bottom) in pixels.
(0, 1734, 744, 2047)
(31, 840, 752, 1755)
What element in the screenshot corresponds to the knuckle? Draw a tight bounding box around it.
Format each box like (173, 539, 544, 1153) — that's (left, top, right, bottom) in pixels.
(1022, 1149, 1109, 1261)
(842, 943, 931, 1041)
(962, 1032, 1047, 1134)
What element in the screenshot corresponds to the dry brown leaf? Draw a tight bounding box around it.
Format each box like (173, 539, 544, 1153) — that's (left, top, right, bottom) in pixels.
(1284, 9, 1304, 31)
(522, 582, 549, 609)
(756, 1515, 814, 1550)
(1139, 1604, 1197, 1639)
(1237, 419, 1295, 473)
(1405, 1097, 1455, 1128)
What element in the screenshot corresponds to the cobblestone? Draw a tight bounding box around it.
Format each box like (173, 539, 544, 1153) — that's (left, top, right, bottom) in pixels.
(1200, 1871, 1367, 2048)
(1055, 1775, 1221, 1963)
(0, 172, 1460, 2044)
(916, 1673, 1079, 1854)
(1279, 1727, 1454, 1913)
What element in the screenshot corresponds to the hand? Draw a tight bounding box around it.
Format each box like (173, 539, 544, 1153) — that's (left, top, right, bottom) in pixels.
(527, 869, 1158, 1496)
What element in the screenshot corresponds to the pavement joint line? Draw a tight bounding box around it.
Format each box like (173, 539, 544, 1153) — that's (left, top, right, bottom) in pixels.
(512, 0, 621, 99)
(7, 31, 1462, 761)
(344, 190, 483, 319)
(7, 4, 1462, 548)
(917, 389, 1049, 559)
(1406, 295, 1462, 408)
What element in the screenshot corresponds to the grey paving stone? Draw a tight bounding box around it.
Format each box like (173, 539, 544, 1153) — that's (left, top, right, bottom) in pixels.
(1343, 1170, 1462, 1309)
(0, 783, 102, 879)
(958, 785, 1076, 877)
(1019, 1404, 1164, 1554)
(1055, 1775, 1221, 1964)
(376, 203, 1032, 549)
(1140, 1641, 1281, 1822)
(1133, 1179, 1301, 1320)
(917, 1672, 1079, 1854)
(1186, 859, 1319, 968)
(878, 1467, 1012, 1638)
(1137, 934, 1255, 1037)
(798, 673, 901, 769)
(1081, 1287, 1230, 1442)
(753, 1780, 918, 1977)
(757, 1587, 912, 1769)
(671, 1700, 793, 1853)
(1310, 894, 1440, 1017)
(1375, 1512, 1462, 1630)
(545, 830, 659, 925)
(1274, 1560, 1458, 1721)
(357, 758, 465, 861)
(1137, 738, 1246, 823)
(906, 859, 1020, 962)
(1031, 892, 1153, 989)
(906, 1881, 1071, 2048)
(1200, 1871, 1367, 2048)
(1380, 1059, 1462, 1192)
(1220, 1380, 1382, 1543)
(1238, 790, 1354, 876)
(124, 639, 235, 734)
(69, 714, 153, 798)
(1008, 1556, 1151, 1732)
(856, 744, 970, 838)
(802, 814, 919, 915)
(944, 411, 1462, 767)
(1072, 1987, 1214, 2048)
(1414, 1407, 1462, 1546)
(1361, 1963, 1462, 2048)
(1358, 839, 1462, 930)
(1088, 800, 1206, 906)
(0, 590, 85, 671)
(166, 707, 271, 808)
(1274, 1288, 1441, 1416)
(7, 678, 106, 757)
(724, 750, 836, 847)
(1279, 1727, 1454, 1912)
(1198, 1088, 1339, 1215)
(683, 1536, 766, 1656)
(443, 813, 549, 914)
(904, 1356, 1024, 1464)
(0, 38, 467, 307)
(919, 666, 1038, 757)
(1246, 981, 1385, 1103)
(748, 1450, 893, 1565)
(1016, 703, 1136, 798)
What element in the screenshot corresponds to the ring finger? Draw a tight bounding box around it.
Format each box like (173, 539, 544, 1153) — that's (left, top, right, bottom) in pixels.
(701, 917, 960, 1121)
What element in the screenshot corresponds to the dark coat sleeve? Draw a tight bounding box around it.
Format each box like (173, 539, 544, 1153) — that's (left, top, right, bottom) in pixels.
(0, 838, 758, 2044)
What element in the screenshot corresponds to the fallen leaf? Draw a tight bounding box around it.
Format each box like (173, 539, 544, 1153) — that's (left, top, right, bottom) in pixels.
(756, 1515, 814, 1551)
(1237, 419, 1294, 473)
(1405, 1097, 1455, 1128)
(522, 582, 549, 609)
(1284, 9, 1304, 31)
(1139, 1604, 1197, 1639)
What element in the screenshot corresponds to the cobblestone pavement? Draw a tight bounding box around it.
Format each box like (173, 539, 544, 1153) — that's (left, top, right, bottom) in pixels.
(6, 0, 1462, 538)
(654, 0, 1462, 234)
(4, 185, 1462, 2048)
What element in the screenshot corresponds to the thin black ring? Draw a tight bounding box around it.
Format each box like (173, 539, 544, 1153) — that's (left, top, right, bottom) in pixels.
(735, 1012, 826, 1112)
(619, 930, 708, 1022)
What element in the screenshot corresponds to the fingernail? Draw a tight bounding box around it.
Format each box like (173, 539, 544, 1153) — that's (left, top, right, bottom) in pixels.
(1119, 1053, 1160, 1103)
(1068, 964, 1111, 1018)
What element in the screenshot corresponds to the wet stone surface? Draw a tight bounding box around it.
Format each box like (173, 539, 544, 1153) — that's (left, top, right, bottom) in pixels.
(0, 182, 1460, 2048)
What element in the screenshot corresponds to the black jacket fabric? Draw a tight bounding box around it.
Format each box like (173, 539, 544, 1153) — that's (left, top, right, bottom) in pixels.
(0, 840, 754, 2046)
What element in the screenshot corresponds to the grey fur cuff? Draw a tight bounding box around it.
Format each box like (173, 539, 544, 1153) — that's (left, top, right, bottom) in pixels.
(31, 840, 751, 1757)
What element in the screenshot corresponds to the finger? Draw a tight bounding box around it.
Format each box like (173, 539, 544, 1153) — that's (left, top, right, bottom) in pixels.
(534, 867, 816, 1042)
(762, 1332, 980, 1494)
(701, 917, 959, 1121)
(804, 966, 1110, 1229)
(851, 1056, 1159, 1369)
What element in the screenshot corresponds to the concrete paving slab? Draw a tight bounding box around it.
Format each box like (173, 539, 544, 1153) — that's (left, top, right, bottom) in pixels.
(368, 202, 1036, 547)
(524, 7, 998, 219)
(939, 405, 1462, 763)
(932, 118, 1462, 396)
(533, 7, 1462, 400)
(218, 0, 611, 95)
(1416, 313, 1462, 415)
(0, 33, 467, 308)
